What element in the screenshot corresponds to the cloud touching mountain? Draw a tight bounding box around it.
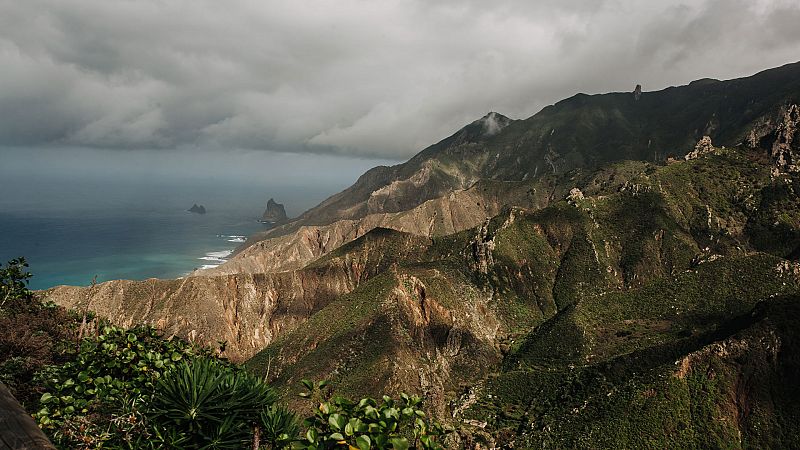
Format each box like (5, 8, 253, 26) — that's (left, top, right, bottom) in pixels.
(1, 0, 799, 158)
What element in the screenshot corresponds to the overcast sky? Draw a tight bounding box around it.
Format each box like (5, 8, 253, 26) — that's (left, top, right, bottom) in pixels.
(1, 0, 799, 182)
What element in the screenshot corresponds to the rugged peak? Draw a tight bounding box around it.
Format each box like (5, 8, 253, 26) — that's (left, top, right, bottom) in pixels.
(261, 198, 288, 224)
(473, 111, 513, 136)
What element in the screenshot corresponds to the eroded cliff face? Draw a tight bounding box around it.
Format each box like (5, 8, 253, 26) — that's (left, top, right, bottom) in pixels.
(246, 266, 504, 421)
(45, 270, 353, 361)
(379, 272, 503, 419)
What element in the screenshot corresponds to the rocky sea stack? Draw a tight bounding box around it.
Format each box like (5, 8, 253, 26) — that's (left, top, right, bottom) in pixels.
(261, 198, 288, 224)
(188, 204, 206, 214)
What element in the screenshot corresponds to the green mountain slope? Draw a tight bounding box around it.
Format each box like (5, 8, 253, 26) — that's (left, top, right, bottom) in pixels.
(247, 145, 800, 447)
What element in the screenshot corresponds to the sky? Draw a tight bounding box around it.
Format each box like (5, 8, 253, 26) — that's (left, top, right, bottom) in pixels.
(2, 0, 800, 211)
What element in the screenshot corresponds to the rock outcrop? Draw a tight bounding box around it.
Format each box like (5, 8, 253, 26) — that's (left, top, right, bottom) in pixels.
(771, 104, 800, 176)
(188, 204, 206, 214)
(684, 136, 715, 160)
(567, 187, 584, 203)
(470, 219, 495, 274)
(261, 198, 288, 224)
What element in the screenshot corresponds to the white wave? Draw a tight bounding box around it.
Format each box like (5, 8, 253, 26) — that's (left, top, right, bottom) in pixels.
(227, 237, 245, 243)
(198, 249, 233, 266)
(199, 264, 219, 270)
(206, 250, 233, 259)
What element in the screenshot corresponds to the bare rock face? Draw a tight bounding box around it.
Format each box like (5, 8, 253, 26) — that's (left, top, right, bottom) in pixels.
(567, 187, 584, 203)
(685, 136, 714, 160)
(470, 219, 495, 274)
(46, 263, 363, 361)
(746, 112, 782, 150)
(771, 104, 800, 176)
(261, 198, 288, 224)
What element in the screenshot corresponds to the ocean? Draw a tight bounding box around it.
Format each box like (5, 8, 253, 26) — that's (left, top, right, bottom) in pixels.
(0, 207, 270, 290)
(0, 148, 394, 290)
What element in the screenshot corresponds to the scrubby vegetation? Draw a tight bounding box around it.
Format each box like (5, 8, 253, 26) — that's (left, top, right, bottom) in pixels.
(0, 258, 78, 407)
(0, 259, 447, 449)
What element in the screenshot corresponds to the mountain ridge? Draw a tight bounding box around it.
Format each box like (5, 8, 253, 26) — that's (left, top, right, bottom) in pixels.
(239, 61, 800, 249)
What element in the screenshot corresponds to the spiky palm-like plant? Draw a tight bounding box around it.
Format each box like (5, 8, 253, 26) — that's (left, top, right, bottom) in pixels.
(149, 357, 277, 449)
(259, 404, 300, 449)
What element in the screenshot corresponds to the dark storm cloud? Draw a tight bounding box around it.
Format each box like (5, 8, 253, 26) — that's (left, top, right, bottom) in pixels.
(1, 0, 799, 159)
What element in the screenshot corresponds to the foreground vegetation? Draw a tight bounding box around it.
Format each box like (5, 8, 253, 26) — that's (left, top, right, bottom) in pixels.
(0, 259, 447, 449)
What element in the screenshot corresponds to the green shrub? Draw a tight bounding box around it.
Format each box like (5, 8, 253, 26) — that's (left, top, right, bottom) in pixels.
(0, 257, 32, 310)
(0, 258, 78, 407)
(296, 380, 449, 450)
(33, 324, 213, 448)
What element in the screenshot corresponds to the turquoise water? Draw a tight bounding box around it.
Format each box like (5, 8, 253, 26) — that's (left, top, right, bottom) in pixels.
(0, 148, 395, 290)
(0, 208, 270, 290)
